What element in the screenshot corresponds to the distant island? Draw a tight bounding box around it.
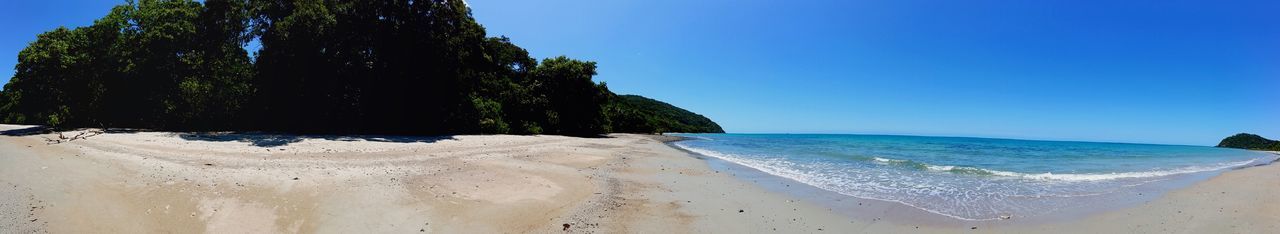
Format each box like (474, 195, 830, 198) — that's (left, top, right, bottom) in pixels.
(0, 0, 720, 136)
(1217, 133, 1280, 151)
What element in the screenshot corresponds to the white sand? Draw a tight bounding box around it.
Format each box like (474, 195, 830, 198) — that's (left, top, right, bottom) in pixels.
(1, 124, 1277, 233)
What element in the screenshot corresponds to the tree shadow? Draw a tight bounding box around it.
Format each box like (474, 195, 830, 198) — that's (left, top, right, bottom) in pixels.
(176, 132, 457, 147)
(0, 125, 50, 136)
(0, 126, 146, 136)
(567, 133, 612, 139)
(102, 128, 144, 134)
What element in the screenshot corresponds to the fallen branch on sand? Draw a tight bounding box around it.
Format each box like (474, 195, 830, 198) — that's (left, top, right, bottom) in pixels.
(42, 129, 105, 144)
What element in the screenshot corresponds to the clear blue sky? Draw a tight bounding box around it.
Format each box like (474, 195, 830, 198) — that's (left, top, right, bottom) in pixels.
(2, 0, 1277, 146)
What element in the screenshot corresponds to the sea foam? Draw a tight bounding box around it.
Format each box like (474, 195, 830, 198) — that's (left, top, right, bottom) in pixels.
(671, 133, 1278, 220)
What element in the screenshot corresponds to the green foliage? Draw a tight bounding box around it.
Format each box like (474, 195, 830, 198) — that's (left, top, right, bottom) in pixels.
(0, 25, 109, 128)
(0, 0, 253, 130)
(606, 101, 656, 133)
(0, 0, 723, 137)
(606, 95, 724, 134)
(525, 56, 611, 136)
(1217, 133, 1280, 151)
(249, 0, 503, 134)
(470, 96, 509, 134)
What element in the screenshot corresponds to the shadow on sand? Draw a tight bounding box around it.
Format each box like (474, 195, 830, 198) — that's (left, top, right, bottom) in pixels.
(1, 126, 145, 136)
(0, 125, 50, 136)
(176, 132, 457, 147)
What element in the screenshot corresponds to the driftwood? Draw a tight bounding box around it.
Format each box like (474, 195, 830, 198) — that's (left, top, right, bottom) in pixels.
(42, 129, 104, 144)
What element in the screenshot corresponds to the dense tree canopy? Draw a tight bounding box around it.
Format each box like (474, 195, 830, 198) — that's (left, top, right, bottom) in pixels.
(0, 0, 253, 130)
(0, 0, 722, 136)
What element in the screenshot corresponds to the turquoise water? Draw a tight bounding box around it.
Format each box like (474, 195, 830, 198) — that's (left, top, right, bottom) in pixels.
(672, 134, 1278, 221)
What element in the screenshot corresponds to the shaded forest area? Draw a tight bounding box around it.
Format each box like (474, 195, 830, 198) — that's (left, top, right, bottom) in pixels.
(0, 0, 723, 136)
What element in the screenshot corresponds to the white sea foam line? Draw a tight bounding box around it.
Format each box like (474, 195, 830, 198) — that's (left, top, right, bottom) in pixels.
(871, 157, 906, 163)
(673, 142, 1002, 221)
(674, 143, 1268, 220)
(1002, 158, 1257, 182)
(873, 156, 1261, 182)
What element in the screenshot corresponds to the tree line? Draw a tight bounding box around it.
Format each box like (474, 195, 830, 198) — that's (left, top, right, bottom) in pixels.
(0, 0, 723, 136)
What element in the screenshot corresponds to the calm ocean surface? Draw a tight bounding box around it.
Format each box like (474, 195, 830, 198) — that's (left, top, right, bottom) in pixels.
(671, 134, 1278, 220)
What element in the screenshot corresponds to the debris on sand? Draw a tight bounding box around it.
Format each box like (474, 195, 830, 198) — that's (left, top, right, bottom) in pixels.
(562, 223, 571, 231)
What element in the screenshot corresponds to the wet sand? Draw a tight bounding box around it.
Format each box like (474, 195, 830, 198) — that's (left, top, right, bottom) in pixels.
(1, 124, 1277, 233)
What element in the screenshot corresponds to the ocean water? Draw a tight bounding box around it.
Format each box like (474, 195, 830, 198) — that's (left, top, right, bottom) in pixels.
(671, 134, 1278, 221)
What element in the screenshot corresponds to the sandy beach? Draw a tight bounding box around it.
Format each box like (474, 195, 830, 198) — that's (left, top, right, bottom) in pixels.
(1, 124, 1277, 233)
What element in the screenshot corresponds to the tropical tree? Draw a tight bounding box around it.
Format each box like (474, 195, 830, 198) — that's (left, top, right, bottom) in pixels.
(529, 56, 611, 136)
(0, 0, 720, 136)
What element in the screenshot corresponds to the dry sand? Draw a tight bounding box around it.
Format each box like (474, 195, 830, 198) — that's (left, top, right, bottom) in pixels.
(1, 124, 1277, 233)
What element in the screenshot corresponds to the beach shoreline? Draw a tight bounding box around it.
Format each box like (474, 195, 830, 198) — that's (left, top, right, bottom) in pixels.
(669, 138, 1280, 229)
(1, 124, 1277, 233)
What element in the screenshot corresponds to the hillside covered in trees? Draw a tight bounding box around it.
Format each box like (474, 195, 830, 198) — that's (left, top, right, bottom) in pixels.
(607, 95, 723, 134)
(1217, 133, 1280, 151)
(0, 0, 721, 136)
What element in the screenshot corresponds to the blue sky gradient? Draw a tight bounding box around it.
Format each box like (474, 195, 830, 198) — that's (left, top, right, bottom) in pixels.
(3, 0, 1277, 145)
